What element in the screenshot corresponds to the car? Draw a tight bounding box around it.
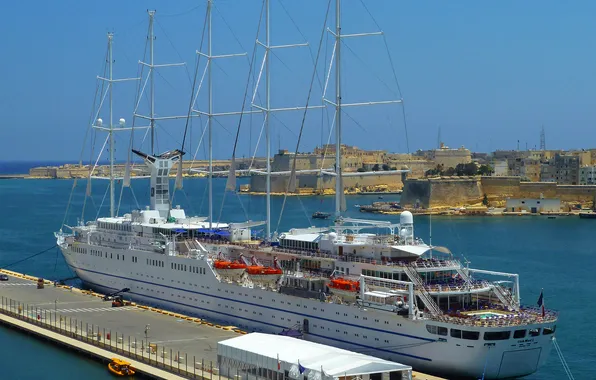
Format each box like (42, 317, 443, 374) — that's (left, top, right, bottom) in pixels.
(0, 274, 9, 281)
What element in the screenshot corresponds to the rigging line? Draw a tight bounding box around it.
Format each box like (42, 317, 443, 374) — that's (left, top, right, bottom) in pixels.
(80, 50, 110, 222)
(319, 109, 336, 170)
(340, 39, 397, 98)
(1, 245, 57, 270)
(341, 108, 368, 133)
(53, 246, 60, 274)
(295, 195, 312, 226)
(277, 0, 324, 91)
(213, 117, 234, 136)
(357, 0, 410, 153)
(218, 0, 267, 226)
(182, 8, 209, 158)
(276, 0, 332, 233)
(155, 19, 192, 84)
(271, 113, 298, 137)
(212, 0, 266, 106)
(159, 4, 203, 18)
(95, 181, 111, 221)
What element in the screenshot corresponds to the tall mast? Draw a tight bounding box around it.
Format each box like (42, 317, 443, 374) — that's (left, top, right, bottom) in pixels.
(265, 0, 271, 239)
(334, 0, 342, 217)
(149, 10, 156, 154)
(208, 0, 214, 230)
(108, 32, 115, 218)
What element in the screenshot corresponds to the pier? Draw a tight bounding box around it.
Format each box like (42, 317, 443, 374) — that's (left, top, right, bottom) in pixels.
(0, 269, 443, 380)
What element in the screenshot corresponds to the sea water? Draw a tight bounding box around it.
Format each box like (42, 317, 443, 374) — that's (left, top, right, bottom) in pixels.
(0, 176, 594, 379)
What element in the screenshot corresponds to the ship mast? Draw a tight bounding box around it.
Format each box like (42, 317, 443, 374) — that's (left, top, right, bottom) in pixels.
(207, 0, 214, 230)
(149, 10, 156, 154)
(334, 0, 342, 217)
(108, 32, 115, 218)
(265, 0, 271, 240)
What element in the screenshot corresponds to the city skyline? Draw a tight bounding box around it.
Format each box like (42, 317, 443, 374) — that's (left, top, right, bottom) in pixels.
(2, 1, 596, 161)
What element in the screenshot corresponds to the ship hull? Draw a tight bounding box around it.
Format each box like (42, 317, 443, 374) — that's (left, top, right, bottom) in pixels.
(60, 244, 554, 379)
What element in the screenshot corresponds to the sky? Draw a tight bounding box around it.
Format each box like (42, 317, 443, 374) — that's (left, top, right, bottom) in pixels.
(1, 0, 596, 162)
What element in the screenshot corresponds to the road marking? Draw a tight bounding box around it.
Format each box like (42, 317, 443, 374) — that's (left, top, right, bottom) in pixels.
(0, 283, 36, 286)
(49, 306, 137, 314)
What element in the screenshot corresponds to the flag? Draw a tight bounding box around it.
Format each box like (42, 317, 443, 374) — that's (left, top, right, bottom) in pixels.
(277, 354, 281, 370)
(537, 289, 543, 307)
(537, 289, 545, 317)
(299, 361, 306, 374)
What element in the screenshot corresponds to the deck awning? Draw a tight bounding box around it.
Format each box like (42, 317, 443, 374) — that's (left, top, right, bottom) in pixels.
(390, 244, 431, 256)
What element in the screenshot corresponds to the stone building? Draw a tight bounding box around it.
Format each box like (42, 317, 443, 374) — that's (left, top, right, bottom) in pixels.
(415, 143, 472, 169)
(540, 154, 580, 185)
(579, 166, 596, 185)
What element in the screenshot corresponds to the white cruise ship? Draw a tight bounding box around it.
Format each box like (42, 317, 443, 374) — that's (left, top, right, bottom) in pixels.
(56, 3, 558, 379)
(57, 146, 558, 379)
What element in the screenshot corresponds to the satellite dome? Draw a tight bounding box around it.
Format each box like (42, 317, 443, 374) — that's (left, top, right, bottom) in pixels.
(96, 118, 103, 127)
(328, 232, 338, 241)
(119, 118, 126, 126)
(400, 210, 413, 225)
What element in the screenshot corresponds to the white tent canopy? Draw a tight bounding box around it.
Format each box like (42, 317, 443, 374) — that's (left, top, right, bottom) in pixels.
(217, 333, 411, 378)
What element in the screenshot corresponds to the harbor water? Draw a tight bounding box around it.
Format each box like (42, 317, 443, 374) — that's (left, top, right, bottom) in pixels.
(0, 175, 594, 379)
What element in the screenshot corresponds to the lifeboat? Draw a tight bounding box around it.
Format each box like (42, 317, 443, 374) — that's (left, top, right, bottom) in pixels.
(245, 256, 283, 285)
(108, 358, 135, 377)
(328, 278, 360, 300)
(213, 255, 247, 279)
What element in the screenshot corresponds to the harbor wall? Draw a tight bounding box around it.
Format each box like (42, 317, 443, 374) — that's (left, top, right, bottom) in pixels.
(249, 173, 404, 194)
(401, 176, 596, 208)
(400, 177, 482, 208)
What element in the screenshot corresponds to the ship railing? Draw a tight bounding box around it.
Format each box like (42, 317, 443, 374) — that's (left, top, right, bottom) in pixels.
(402, 265, 443, 316)
(429, 306, 558, 326)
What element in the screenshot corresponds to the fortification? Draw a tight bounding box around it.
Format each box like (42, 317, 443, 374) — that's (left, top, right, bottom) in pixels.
(401, 175, 596, 208)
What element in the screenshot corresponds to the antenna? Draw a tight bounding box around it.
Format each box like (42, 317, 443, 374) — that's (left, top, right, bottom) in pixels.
(437, 126, 441, 149)
(540, 125, 546, 150)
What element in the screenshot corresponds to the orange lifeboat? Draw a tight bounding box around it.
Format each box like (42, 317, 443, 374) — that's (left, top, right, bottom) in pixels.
(246, 266, 283, 275)
(214, 260, 247, 270)
(213, 256, 247, 279)
(329, 278, 360, 292)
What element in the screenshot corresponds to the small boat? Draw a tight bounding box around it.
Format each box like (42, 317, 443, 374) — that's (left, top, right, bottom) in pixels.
(328, 277, 360, 300)
(547, 216, 556, 219)
(213, 252, 248, 279)
(108, 358, 135, 377)
(579, 212, 596, 219)
(312, 211, 331, 219)
(245, 256, 283, 285)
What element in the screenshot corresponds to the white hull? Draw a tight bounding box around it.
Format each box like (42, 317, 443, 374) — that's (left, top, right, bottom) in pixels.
(60, 244, 554, 379)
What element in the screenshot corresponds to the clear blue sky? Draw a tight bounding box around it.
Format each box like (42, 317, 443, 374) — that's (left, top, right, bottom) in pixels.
(1, 0, 596, 162)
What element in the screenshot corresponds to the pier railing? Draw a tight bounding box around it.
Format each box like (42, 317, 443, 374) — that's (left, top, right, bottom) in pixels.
(0, 296, 247, 380)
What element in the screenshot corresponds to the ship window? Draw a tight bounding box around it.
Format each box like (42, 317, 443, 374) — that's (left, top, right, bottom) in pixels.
(462, 331, 479, 340)
(543, 327, 555, 335)
(529, 328, 541, 337)
(513, 329, 526, 339)
(426, 325, 447, 336)
(484, 331, 510, 341)
(451, 329, 462, 338)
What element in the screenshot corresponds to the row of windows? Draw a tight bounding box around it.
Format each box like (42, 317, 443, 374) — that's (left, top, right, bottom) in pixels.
(98, 222, 132, 232)
(147, 258, 164, 267)
(427, 324, 556, 341)
(171, 262, 205, 274)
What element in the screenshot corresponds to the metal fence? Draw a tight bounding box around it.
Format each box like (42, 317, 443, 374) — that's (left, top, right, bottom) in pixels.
(0, 296, 236, 380)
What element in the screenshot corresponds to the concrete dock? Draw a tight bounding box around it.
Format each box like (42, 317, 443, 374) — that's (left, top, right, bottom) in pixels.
(0, 269, 443, 380)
